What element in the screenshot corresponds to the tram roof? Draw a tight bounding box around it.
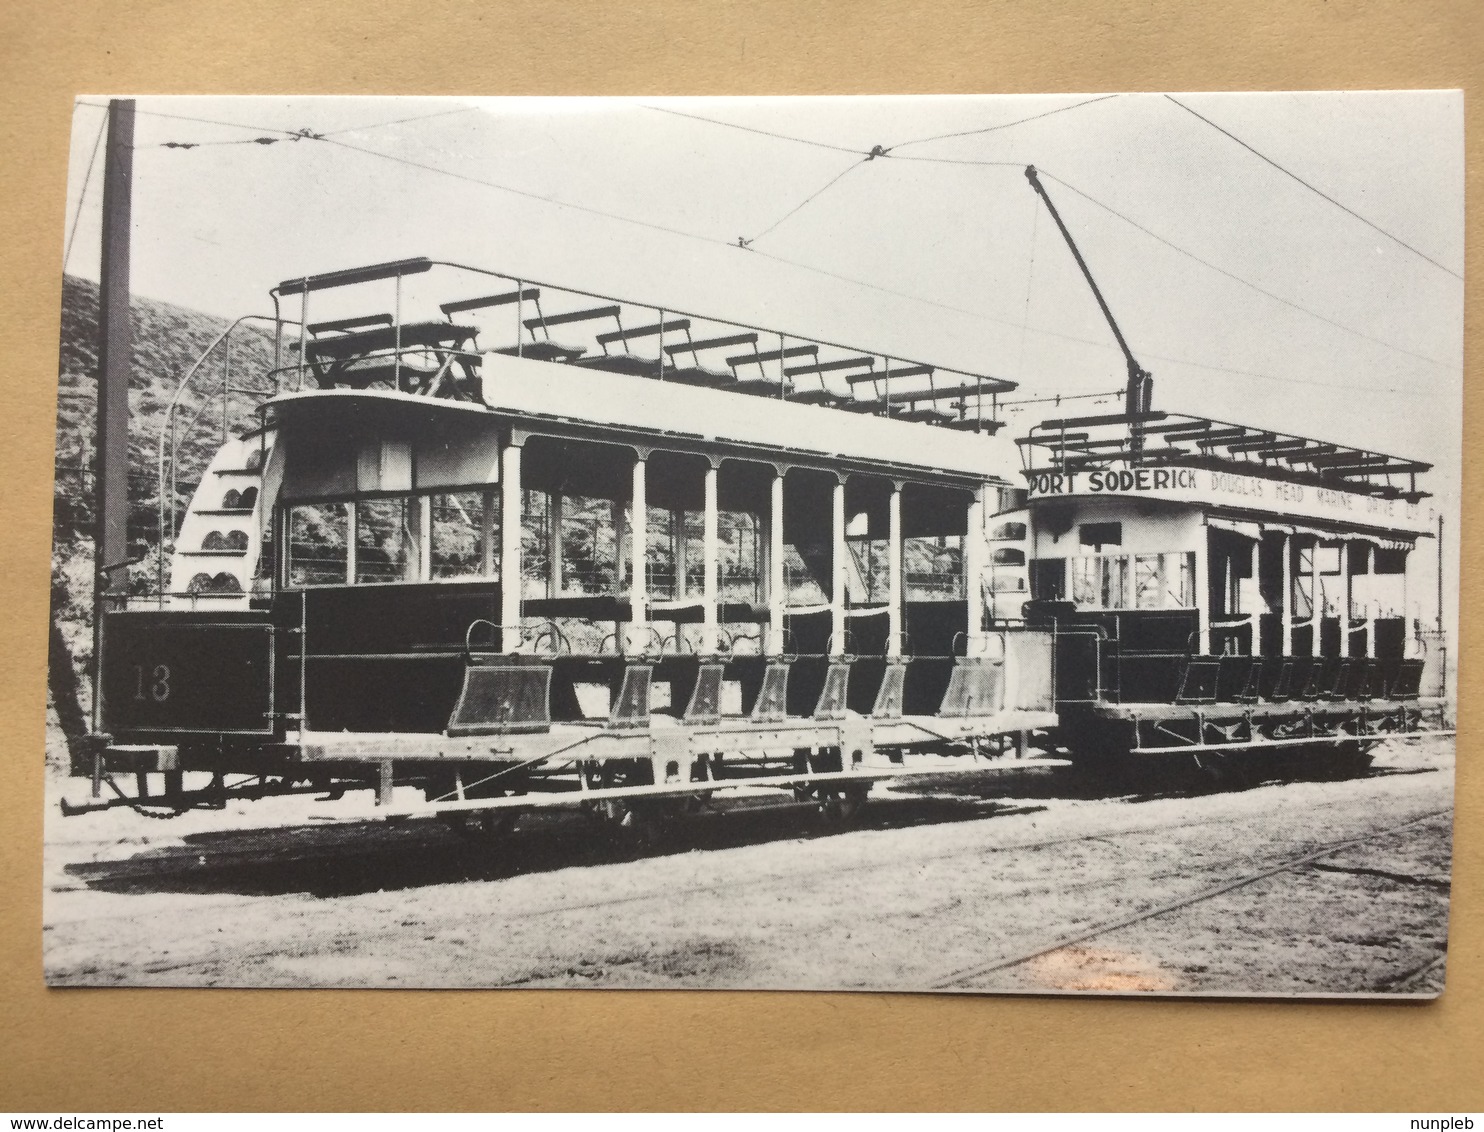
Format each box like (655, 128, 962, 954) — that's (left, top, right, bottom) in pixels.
(266, 377, 1018, 488)
(1018, 410, 1430, 502)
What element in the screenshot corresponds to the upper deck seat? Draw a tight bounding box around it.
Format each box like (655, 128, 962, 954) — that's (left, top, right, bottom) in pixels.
(731, 378, 794, 397)
(666, 366, 738, 389)
(304, 320, 480, 393)
(492, 342, 586, 362)
(898, 406, 957, 424)
(570, 317, 695, 382)
(306, 320, 478, 364)
(940, 416, 1004, 433)
(575, 354, 660, 378)
(789, 387, 854, 408)
(330, 358, 442, 393)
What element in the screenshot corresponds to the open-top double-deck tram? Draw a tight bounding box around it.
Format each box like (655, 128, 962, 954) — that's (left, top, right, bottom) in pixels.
(1015, 408, 1448, 777)
(70, 258, 1062, 827)
(64, 253, 1451, 829)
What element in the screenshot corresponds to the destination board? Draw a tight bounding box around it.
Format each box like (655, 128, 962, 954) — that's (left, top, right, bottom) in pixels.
(1025, 463, 1435, 536)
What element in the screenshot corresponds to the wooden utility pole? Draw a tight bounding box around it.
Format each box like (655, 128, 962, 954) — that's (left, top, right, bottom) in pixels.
(92, 98, 135, 729)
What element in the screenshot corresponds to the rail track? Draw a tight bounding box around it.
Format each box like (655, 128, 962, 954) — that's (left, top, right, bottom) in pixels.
(929, 808, 1452, 991)
(46, 751, 1454, 991)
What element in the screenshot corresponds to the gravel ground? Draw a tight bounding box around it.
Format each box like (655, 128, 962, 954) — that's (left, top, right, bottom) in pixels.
(42, 737, 1454, 995)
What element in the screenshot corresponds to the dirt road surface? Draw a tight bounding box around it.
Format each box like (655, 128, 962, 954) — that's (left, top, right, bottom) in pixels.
(43, 739, 1453, 994)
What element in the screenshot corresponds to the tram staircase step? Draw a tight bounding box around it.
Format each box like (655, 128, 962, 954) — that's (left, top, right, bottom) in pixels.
(167, 430, 275, 608)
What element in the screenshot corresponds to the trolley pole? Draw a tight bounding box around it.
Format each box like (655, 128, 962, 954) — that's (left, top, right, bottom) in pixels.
(92, 98, 135, 731)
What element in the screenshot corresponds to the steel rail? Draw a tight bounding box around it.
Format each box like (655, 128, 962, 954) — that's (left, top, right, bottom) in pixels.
(929, 806, 1454, 989)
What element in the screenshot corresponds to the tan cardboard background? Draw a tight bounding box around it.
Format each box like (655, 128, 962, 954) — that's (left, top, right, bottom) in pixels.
(0, 0, 1477, 1112)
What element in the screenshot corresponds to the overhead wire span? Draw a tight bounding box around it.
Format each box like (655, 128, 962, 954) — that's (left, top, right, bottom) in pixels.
(644, 105, 867, 155)
(103, 100, 1444, 399)
(743, 156, 871, 246)
(889, 93, 1121, 150)
(81, 99, 479, 146)
(1037, 169, 1454, 371)
(317, 135, 727, 249)
(1165, 95, 1463, 281)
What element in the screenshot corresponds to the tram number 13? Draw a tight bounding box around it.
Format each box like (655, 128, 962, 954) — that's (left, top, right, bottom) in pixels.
(134, 664, 172, 703)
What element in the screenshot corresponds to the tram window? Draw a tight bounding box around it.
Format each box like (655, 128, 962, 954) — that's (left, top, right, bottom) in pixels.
(848, 539, 892, 603)
(1374, 549, 1408, 574)
(1134, 552, 1196, 610)
(558, 494, 622, 596)
(287, 503, 349, 587)
(904, 535, 964, 601)
(1072, 555, 1127, 607)
(718, 511, 763, 603)
(1030, 559, 1066, 601)
(430, 491, 493, 580)
(1298, 544, 1342, 576)
(1070, 552, 1194, 611)
(356, 496, 423, 585)
(991, 521, 1027, 541)
(783, 543, 829, 605)
(1079, 522, 1122, 548)
(993, 547, 1025, 566)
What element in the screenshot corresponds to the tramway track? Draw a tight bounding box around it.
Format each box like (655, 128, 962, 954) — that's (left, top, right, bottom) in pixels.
(929, 808, 1453, 990)
(48, 776, 1449, 986)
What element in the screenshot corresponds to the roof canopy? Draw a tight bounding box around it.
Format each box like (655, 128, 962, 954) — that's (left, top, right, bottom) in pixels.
(1018, 410, 1430, 502)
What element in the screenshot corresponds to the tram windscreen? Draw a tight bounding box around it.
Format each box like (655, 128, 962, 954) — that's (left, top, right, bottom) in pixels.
(287, 502, 348, 586)
(430, 491, 493, 580)
(356, 497, 422, 584)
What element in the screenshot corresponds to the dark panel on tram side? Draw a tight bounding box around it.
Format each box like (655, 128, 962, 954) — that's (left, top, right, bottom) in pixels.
(784, 610, 833, 717)
(902, 602, 967, 716)
(844, 611, 892, 715)
(1111, 653, 1183, 705)
(1320, 617, 1342, 657)
(1374, 617, 1406, 660)
(100, 611, 276, 738)
(1118, 610, 1200, 653)
(1259, 613, 1283, 658)
(271, 584, 503, 733)
(274, 583, 503, 654)
(1290, 623, 1314, 658)
(848, 611, 891, 657)
(304, 654, 467, 733)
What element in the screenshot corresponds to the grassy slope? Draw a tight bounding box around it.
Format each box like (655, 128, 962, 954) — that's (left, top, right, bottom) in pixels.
(48, 276, 275, 768)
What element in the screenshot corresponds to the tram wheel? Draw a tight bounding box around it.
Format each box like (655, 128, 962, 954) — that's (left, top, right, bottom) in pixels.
(440, 808, 519, 841)
(814, 783, 871, 825)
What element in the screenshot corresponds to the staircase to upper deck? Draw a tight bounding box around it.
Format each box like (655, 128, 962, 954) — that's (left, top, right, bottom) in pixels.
(166, 430, 274, 608)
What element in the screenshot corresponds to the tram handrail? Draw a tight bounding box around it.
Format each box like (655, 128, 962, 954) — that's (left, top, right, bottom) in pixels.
(154, 314, 295, 595)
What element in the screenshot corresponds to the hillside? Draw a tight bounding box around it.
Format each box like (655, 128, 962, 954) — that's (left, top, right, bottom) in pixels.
(48, 276, 276, 768)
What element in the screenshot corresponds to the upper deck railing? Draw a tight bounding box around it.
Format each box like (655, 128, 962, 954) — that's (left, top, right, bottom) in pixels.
(264, 257, 1016, 431)
(1016, 410, 1431, 502)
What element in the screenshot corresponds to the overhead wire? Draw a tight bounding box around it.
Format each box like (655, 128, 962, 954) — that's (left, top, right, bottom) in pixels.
(643, 97, 1451, 370)
(889, 94, 1120, 150)
(1165, 94, 1462, 281)
(80, 99, 479, 147)
(62, 103, 108, 273)
(743, 156, 871, 246)
(108, 99, 1447, 399)
(1036, 169, 1453, 370)
(644, 104, 866, 155)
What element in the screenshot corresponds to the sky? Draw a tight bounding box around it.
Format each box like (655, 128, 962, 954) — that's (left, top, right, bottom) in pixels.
(59, 91, 1463, 529)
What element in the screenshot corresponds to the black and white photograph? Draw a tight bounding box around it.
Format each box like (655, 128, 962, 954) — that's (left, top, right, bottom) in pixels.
(43, 92, 1461, 995)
